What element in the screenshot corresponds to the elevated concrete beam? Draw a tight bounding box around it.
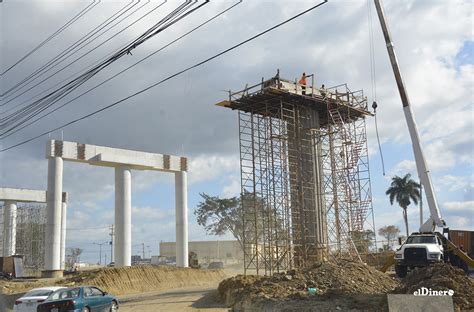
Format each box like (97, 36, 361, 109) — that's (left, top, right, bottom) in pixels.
(47, 140, 187, 172)
(0, 188, 67, 203)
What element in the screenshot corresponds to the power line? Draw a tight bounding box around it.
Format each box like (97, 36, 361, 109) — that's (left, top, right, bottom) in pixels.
(0, 1, 203, 135)
(0, 0, 138, 98)
(0, 1, 242, 139)
(0, 0, 328, 153)
(0, 0, 156, 106)
(0, 1, 200, 135)
(0, 0, 100, 76)
(0, 0, 161, 109)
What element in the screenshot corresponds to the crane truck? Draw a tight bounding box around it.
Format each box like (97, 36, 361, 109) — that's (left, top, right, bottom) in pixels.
(374, 0, 474, 277)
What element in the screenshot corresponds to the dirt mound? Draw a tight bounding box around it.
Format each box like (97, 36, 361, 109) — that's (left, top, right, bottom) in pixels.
(218, 260, 399, 310)
(61, 265, 227, 296)
(396, 263, 474, 311)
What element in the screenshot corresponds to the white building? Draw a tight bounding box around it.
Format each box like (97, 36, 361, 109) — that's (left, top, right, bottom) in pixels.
(160, 240, 243, 264)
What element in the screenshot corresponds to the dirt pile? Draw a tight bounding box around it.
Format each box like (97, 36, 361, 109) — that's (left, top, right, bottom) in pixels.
(396, 263, 474, 311)
(61, 265, 227, 296)
(218, 260, 399, 310)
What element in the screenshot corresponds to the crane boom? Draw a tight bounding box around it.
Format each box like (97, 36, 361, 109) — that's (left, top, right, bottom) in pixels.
(373, 0, 445, 232)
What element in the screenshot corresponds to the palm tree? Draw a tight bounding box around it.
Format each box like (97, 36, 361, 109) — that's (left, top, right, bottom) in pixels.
(385, 173, 421, 237)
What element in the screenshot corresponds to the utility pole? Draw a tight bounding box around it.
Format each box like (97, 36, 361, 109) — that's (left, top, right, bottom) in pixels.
(142, 243, 145, 260)
(109, 224, 114, 264)
(93, 242, 109, 266)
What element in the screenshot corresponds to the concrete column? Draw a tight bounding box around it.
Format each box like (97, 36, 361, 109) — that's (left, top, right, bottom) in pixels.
(114, 166, 131, 267)
(45, 157, 63, 272)
(60, 202, 67, 269)
(175, 171, 188, 267)
(3, 201, 17, 256)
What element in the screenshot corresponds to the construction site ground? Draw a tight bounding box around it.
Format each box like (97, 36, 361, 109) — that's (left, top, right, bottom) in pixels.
(0, 262, 473, 312)
(218, 261, 474, 312)
(0, 265, 229, 312)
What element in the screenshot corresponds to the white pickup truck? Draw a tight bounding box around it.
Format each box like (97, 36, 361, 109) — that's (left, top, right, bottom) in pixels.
(394, 233, 444, 277)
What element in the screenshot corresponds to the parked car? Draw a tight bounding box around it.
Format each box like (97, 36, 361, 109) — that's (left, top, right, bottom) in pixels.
(13, 287, 66, 312)
(208, 261, 224, 269)
(37, 286, 119, 312)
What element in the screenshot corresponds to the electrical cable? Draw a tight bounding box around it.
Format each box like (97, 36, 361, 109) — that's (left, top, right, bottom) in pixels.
(0, 1, 199, 133)
(0, 1, 242, 139)
(0, 0, 328, 152)
(0, 0, 160, 108)
(1, 0, 137, 98)
(0, 0, 100, 76)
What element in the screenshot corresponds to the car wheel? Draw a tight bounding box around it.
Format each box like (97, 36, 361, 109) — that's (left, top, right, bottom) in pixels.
(82, 307, 90, 312)
(110, 300, 118, 312)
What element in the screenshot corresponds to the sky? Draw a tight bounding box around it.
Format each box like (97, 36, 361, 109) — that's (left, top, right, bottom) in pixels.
(0, 0, 472, 263)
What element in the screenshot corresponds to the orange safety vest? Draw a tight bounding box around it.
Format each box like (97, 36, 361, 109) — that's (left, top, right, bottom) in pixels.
(299, 76, 307, 86)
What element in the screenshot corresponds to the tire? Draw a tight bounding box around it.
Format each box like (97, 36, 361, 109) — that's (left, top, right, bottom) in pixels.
(110, 300, 118, 312)
(395, 264, 407, 278)
(82, 307, 90, 312)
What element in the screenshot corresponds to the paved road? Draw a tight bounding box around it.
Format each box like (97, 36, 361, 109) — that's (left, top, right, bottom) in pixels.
(118, 286, 229, 312)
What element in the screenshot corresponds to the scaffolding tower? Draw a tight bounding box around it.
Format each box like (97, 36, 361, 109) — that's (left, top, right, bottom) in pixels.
(0, 203, 46, 272)
(217, 72, 375, 275)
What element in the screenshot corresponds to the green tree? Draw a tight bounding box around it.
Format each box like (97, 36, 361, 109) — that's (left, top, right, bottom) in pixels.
(194, 193, 243, 245)
(350, 229, 375, 253)
(385, 174, 421, 237)
(194, 192, 285, 249)
(378, 225, 401, 250)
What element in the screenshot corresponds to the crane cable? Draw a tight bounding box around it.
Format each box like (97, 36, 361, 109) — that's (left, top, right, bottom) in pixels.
(0, 0, 328, 152)
(367, 0, 385, 176)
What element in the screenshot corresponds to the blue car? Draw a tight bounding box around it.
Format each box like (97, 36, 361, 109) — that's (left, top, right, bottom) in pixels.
(36, 286, 119, 312)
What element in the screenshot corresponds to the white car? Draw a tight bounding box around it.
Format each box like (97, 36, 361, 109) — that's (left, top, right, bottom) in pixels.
(13, 287, 66, 312)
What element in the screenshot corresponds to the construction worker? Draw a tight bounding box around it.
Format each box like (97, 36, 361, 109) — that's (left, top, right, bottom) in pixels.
(321, 84, 326, 97)
(299, 72, 307, 95)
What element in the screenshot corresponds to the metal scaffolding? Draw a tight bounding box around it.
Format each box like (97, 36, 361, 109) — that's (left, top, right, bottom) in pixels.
(0, 203, 46, 272)
(218, 72, 375, 274)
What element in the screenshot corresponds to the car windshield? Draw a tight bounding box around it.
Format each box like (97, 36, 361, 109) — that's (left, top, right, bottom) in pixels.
(47, 288, 80, 301)
(24, 289, 55, 297)
(406, 236, 437, 244)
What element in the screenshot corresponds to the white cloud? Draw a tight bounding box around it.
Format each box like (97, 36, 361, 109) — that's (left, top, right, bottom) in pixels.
(222, 177, 240, 198)
(188, 154, 239, 184)
(447, 216, 471, 229)
(131, 205, 173, 221)
(387, 159, 416, 179)
(437, 175, 469, 192)
(443, 200, 473, 212)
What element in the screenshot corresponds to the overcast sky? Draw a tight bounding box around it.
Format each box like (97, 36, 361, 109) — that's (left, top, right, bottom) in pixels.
(0, 0, 472, 262)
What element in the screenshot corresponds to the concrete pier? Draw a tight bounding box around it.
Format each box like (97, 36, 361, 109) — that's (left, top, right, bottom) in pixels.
(45, 156, 63, 272)
(114, 167, 132, 267)
(60, 200, 67, 270)
(175, 171, 188, 268)
(2, 201, 17, 256)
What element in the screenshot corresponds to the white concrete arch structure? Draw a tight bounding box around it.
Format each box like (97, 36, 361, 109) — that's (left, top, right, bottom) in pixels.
(46, 140, 188, 273)
(0, 188, 68, 266)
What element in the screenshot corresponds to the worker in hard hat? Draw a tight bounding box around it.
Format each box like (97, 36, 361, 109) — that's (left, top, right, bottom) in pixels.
(299, 72, 307, 95)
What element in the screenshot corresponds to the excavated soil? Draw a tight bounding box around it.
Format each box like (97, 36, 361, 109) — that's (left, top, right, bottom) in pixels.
(396, 263, 474, 311)
(218, 260, 399, 311)
(60, 265, 227, 296)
